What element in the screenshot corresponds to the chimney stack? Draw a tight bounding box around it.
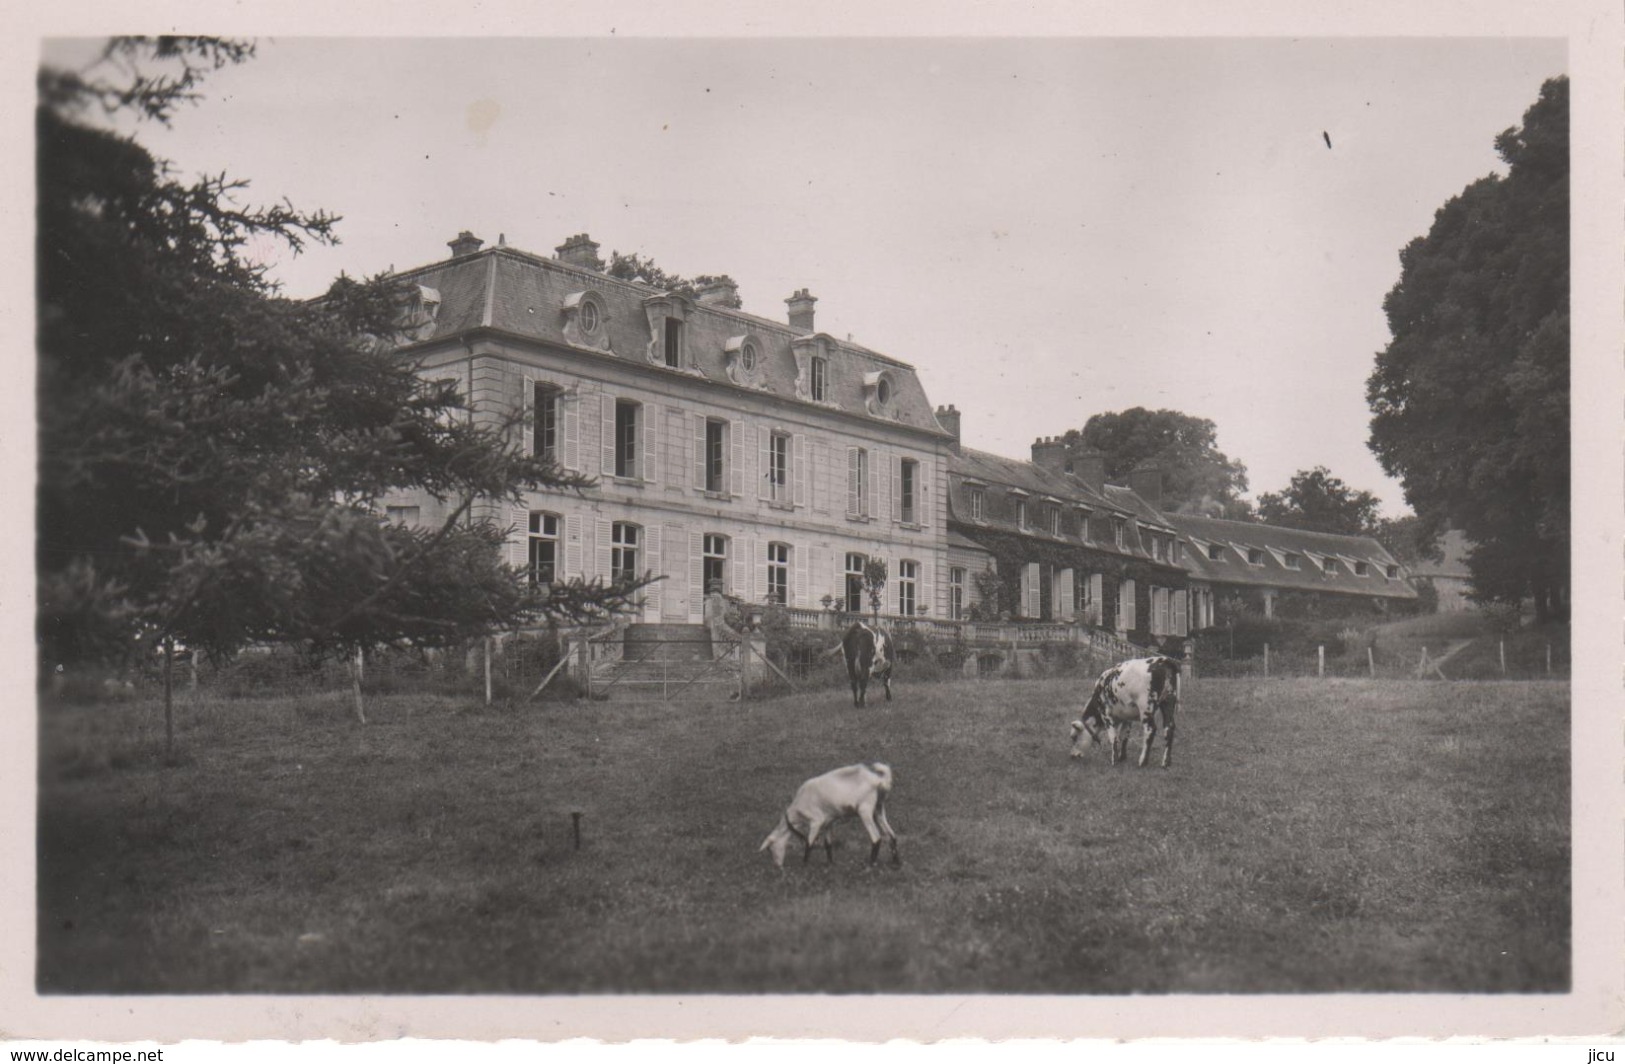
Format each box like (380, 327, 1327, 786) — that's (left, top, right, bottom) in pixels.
(1031, 435, 1070, 474)
(554, 233, 604, 271)
(786, 289, 818, 334)
(447, 230, 485, 257)
(698, 277, 741, 308)
(1129, 462, 1164, 508)
(936, 404, 962, 446)
(1071, 446, 1107, 494)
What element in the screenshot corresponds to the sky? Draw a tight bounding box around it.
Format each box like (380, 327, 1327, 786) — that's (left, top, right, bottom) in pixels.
(39, 34, 1567, 517)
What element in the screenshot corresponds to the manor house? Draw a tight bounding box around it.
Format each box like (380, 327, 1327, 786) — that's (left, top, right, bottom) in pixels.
(380, 231, 1415, 645)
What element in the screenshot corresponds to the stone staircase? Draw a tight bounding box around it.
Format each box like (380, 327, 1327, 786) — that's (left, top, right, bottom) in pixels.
(589, 624, 743, 702)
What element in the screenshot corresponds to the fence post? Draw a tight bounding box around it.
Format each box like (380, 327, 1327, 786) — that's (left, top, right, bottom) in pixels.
(484, 637, 493, 705)
(1317, 645, 1324, 678)
(1263, 643, 1270, 679)
(189, 649, 199, 691)
(1367, 646, 1375, 679)
(1546, 642, 1552, 675)
(1499, 640, 1507, 676)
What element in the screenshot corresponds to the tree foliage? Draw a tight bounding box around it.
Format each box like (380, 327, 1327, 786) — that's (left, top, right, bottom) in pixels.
(606, 251, 739, 306)
(1366, 76, 1568, 621)
(38, 38, 649, 673)
(1256, 467, 1382, 538)
(1063, 408, 1250, 517)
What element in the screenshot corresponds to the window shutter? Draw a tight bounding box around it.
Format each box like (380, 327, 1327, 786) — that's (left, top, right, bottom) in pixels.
(564, 515, 582, 579)
(730, 419, 745, 497)
(596, 518, 613, 582)
(890, 454, 902, 522)
(694, 415, 708, 491)
(755, 539, 768, 606)
(600, 395, 616, 476)
(689, 530, 704, 620)
(918, 459, 931, 528)
(1174, 589, 1188, 636)
(642, 404, 656, 484)
(793, 542, 808, 607)
(522, 382, 536, 457)
(664, 406, 686, 487)
(847, 447, 860, 516)
(1021, 563, 1040, 618)
(919, 557, 933, 620)
(509, 504, 528, 568)
(867, 450, 879, 519)
(1123, 579, 1137, 632)
(1056, 568, 1074, 621)
(740, 536, 757, 603)
(562, 390, 580, 471)
(642, 526, 662, 620)
(758, 425, 772, 500)
(793, 434, 807, 508)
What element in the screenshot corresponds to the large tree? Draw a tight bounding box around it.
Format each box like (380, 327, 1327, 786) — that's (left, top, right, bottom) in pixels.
(1366, 77, 1568, 622)
(1256, 467, 1382, 538)
(38, 39, 647, 693)
(1063, 408, 1250, 517)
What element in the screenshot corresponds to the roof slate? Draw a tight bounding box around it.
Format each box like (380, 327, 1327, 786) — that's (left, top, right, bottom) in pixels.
(1165, 513, 1416, 599)
(393, 245, 948, 435)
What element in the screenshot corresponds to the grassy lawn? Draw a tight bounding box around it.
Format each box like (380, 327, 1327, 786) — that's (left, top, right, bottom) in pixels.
(36, 676, 1570, 994)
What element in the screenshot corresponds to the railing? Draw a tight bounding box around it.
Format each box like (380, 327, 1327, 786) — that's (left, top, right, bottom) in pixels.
(767, 605, 1147, 659)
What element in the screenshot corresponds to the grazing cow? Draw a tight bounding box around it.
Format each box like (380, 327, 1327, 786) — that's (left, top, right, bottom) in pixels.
(1069, 656, 1180, 768)
(760, 761, 901, 868)
(840, 621, 893, 708)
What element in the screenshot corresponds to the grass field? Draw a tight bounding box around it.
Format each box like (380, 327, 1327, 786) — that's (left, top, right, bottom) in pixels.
(37, 676, 1570, 994)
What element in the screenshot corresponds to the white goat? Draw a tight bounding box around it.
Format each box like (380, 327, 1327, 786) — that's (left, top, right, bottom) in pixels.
(759, 762, 900, 868)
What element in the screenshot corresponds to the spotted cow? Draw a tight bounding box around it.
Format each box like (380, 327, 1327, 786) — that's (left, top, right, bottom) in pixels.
(1069, 656, 1180, 768)
(840, 622, 893, 708)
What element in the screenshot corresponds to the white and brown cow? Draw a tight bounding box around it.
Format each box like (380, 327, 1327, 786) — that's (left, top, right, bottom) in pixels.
(1069, 656, 1180, 768)
(840, 622, 893, 708)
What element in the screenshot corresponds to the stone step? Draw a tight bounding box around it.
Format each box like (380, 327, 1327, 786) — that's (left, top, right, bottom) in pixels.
(621, 623, 714, 662)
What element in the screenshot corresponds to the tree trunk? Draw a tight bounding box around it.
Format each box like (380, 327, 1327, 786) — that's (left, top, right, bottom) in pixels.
(350, 647, 367, 724)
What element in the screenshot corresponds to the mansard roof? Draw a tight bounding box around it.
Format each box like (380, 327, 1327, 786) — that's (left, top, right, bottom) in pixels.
(1166, 513, 1417, 599)
(391, 243, 948, 436)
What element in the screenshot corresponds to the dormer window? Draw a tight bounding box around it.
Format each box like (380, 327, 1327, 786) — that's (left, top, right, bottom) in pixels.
(1247, 547, 1265, 566)
(1322, 556, 1338, 575)
(1016, 499, 1029, 531)
(1048, 506, 1061, 536)
(1207, 543, 1224, 561)
(877, 377, 892, 405)
(811, 356, 828, 402)
(580, 299, 600, 333)
(1113, 518, 1126, 549)
(863, 370, 897, 415)
(1284, 553, 1301, 570)
(1355, 561, 1370, 577)
(663, 318, 683, 368)
(969, 488, 985, 521)
(1386, 564, 1400, 579)
(562, 290, 612, 351)
(741, 341, 757, 371)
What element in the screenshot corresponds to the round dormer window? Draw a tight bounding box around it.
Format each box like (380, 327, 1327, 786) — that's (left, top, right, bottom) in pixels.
(580, 299, 600, 334)
(742, 341, 758, 371)
(877, 376, 892, 405)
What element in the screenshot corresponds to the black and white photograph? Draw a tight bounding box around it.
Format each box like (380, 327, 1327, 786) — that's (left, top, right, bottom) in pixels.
(9, 0, 1623, 1050)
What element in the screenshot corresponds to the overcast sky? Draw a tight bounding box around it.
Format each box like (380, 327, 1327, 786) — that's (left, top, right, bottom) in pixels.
(42, 34, 1566, 516)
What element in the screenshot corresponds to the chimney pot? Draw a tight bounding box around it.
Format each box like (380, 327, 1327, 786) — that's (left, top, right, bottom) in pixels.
(936, 404, 962, 445)
(698, 277, 742, 308)
(448, 230, 484, 257)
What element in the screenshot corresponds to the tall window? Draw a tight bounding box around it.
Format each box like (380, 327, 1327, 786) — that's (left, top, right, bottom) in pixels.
(611, 522, 639, 583)
(848, 447, 869, 517)
(1077, 509, 1091, 540)
(1076, 570, 1096, 624)
(703, 534, 729, 594)
(768, 432, 790, 502)
(1113, 518, 1126, 549)
(528, 511, 560, 587)
(705, 418, 727, 493)
(969, 488, 984, 521)
(845, 552, 866, 613)
(1153, 535, 1168, 562)
(897, 560, 919, 616)
(948, 567, 966, 620)
(766, 542, 789, 604)
(1016, 499, 1028, 531)
(811, 356, 828, 402)
(900, 458, 918, 524)
(533, 382, 561, 462)
(615, 400, 640, 479)
(1048, 506, 1061, 536)
(663, 317, 683, 367)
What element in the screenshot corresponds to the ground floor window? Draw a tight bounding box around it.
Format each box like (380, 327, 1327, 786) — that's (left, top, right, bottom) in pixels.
(948, 567, 966, 620)
(898, 559, 919, 616)
(845, 552, 866, 613)
(528, 511, 559, 587)
(612, 522, 640, 583)
(703, 533, 729, 595)
(766, 542, 789, 604)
